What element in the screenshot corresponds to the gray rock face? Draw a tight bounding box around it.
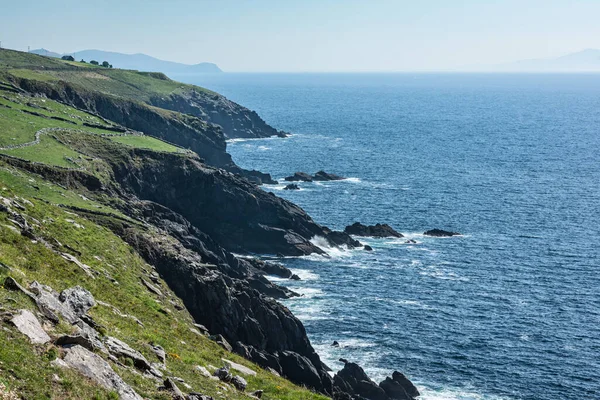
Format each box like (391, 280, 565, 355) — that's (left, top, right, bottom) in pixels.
(221, 358, 257, 376)
(63, 345, 143, 400)
(151, 344, 166, 364)
(105, 336, 161, 377)
(10, 309, 51, 344)
(26, 282, 95, 324)
(59, 286, 96, 318)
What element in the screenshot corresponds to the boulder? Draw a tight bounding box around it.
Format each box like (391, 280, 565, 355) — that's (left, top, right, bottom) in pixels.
(364, 245, 373, 251)
(10, 309, 51, 344)
(58, 286, 96, 319)
(210, 334, 233, 352)
(214, 366, 232, 382)
(312, 171, 345, 181)
(231, 375, 247, 391)
(332, 341, 340, 347)
(187, 394, 214, 400)
(152, 344, 167, 364)
(284, 183, 301, 190)
(250, 390, 264, 399)
(284, 172, 313, 182)
(344, 222, 403, 238)
(63, 345, 143, 400)
(423, 229, 461, 237)
(222, 358, 257, 376)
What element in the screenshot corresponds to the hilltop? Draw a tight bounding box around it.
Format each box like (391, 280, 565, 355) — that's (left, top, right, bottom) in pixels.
(30, 48, 222, 74)
(0, 48, 419, 400)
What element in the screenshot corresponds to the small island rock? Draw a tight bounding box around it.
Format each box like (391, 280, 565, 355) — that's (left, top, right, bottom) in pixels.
(344, 222, 403, 238)
(423, 229, 461, 237)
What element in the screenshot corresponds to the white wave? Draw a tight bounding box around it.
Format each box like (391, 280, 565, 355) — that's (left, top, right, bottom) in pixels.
(309, 236, 356, 259)
(257, 145, 271, 151)
(291, 287, 323, 298)
(418, 386, 508, 400)
(226, 134, 291, 144)
(342, 177, 361, 183)
(419, 266, 469, 282)
(289, 268, 319, 280)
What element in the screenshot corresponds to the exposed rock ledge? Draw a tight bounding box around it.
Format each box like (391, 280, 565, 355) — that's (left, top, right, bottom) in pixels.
(344, 222, 404, 238)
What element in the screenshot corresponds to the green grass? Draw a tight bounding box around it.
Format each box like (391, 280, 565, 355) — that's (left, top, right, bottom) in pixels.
(0, 48, 216, 104)
(0, 179, 328, 400)
(0, 134, 82, 168)
(109, 135, 183, 153)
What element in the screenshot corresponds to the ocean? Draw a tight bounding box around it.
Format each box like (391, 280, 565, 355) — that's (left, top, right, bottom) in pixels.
(176, 73, 600, 400)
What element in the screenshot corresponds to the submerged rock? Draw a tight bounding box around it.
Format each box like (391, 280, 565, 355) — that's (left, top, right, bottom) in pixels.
(344, 222, 403, 238)
(284, 183, 300, 190)
(423, 229, 461, 237)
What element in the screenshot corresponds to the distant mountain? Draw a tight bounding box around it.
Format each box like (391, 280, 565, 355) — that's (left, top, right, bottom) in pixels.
(30, 48, 222, 74)
(484, 49, 600, 72)
(30, 48, 62, 58)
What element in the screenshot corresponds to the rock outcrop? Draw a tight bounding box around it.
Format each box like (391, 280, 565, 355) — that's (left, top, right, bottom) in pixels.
(423, 229, 461, 237)
(284, 171, 345, 182)
(9, 309, 51, 344)
(344, 222, 403, 238)
(62, 345, 143, 400)
(334, 363, 420, 400)
(284, 183, 300, 190)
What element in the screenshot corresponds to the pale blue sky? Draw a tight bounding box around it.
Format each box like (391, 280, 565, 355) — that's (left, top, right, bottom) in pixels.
(1, 0, 599, 72)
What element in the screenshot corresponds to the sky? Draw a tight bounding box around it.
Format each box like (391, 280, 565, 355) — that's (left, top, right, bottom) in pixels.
(1, 0, 599, 72)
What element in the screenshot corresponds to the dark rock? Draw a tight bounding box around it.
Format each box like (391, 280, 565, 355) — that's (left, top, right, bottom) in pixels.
(284, 172, 313, 182)
(290, 274, 301, 281)
(332, 341, 340, 347)
(163, 377, 186, 400)
(210, 334, 233, 352)
(231, 375, 247, 391)
(333, 362, 388, 400)
(344, 222, 403, 238)
(279, 350, 333, 394)
(250, 390, 263, 399)
(246, 258, 294, 279)
(339, 358, 348, 364)
(56, 334, 97, 352)
(364, 245, 373, 251)
(284, 183, 300, 190)
(214, 366, 232, 382)
(423, 229, 461, 237)
(392, 371, 420, 398)
(312, 171, 345, 181)
(405, 239, 417, 244)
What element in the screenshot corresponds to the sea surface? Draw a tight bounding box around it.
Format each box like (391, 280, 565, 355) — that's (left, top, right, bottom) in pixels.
(177, 73, 600, 400)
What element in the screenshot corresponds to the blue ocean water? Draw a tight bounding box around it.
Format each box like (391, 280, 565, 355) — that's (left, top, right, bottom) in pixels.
(179, 73, 600, 400)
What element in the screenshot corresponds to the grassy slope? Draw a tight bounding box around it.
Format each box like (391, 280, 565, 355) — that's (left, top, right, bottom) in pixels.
(0, 49, 215, 102)
(0, 91, 184, 166)
(0, 164, 327, 400)
(0, 49, 328, 400)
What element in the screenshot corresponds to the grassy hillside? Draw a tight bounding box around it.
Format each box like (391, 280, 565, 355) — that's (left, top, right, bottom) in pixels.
(0, 49, 328, 400)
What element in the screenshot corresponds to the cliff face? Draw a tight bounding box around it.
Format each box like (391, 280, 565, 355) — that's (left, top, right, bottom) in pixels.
(150, 90, 287, 139)
(3, 135, 348, 393)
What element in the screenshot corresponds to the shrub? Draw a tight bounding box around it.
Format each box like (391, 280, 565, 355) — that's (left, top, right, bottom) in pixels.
(90, 60, 99, 65)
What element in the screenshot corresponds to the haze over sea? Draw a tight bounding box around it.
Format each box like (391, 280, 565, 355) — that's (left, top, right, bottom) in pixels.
(178, 73, 600, 400)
